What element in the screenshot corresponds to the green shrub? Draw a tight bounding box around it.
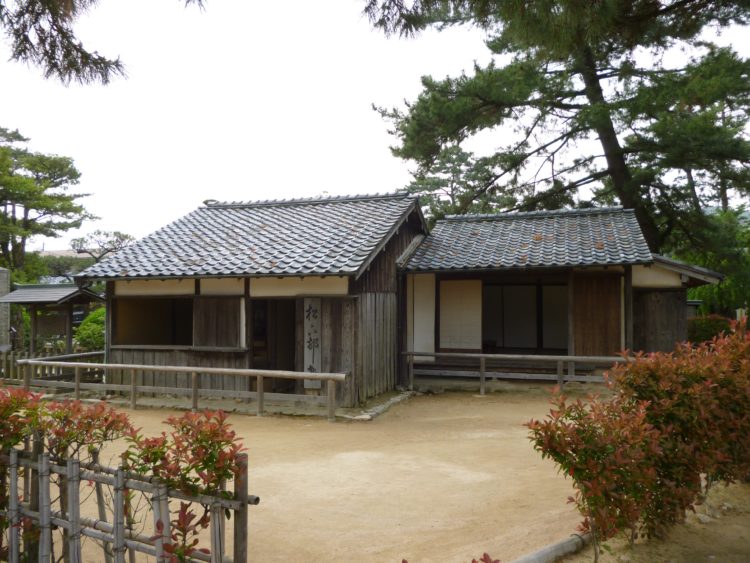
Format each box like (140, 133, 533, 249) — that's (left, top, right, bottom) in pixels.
(528, 321, 750, 557)
(75, 307, 105, 350)
(687, 314, 732, 343)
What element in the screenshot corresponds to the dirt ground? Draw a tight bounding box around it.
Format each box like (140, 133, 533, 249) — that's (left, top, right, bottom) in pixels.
(79, 384, 750, 563)
(86, 384, 582, 562)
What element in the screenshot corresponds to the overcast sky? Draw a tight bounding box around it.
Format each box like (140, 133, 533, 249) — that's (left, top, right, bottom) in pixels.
(0, 0, 490, 251)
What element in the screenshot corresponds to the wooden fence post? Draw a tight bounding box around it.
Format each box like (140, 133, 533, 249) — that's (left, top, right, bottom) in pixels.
(557, 361, 564, 387)
(74, 366, 81, 401)
(39, 453, 52, 562)
(408, 354, 414, 391)
(23, 363, 30, 390)
(9, 449, 20, 562)
(479, 357, 486, 396)
(209, 501, 224, 563)
(327, 380, 336, 422)
(191, 372, 200, 411)
(130, 369, 137, 410)
(113, 468, 126, 563)
(67, 458, 82, 563)
(233, 453, 248, 563)
(256, 375, 264, 417)
(92, 449, 114, 563)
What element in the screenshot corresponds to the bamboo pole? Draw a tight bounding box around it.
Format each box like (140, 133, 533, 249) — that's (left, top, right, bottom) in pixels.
(113, 468, 126, 563)
(92, 449, 114, 563)
(9, 449, 20, 562)
(209, 502, 224, 563)
(39, 453, 52, 562)
(152, 482, 166, 563)
(67, 458, 82, 563)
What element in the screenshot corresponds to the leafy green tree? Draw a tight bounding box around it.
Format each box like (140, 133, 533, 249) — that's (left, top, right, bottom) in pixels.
(0, 127, 94, 271)
(75, 306, 105, 350)
(71, 229, 134, 262)
(0, 0, 205, 84)
(365, 1, 750, 251)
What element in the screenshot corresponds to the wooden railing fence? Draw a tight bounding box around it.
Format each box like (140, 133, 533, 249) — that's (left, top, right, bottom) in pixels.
(404, 351, 635, 395)
(15, 359, 347, 422)
(0, 446, 257, 563)
(0, 350, 104, 381)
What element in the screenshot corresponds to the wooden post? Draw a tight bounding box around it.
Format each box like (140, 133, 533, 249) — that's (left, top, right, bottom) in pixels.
(30, 304, 37, 356)
(256, 375, 264, 416)
(68, 458, 82, 563)
(113, 468, 126, 563)
(479, 357, 486, 396)
(65, 302, 74, 354)
(74, 366, 81, 401)
(327, 380, 336, 422)
(233, 453, 249, 563)
(191, 372, 199, 411)
(408, 353, 414, 391)
(92, 449, 114, 563)
(210, 502, 224, 563)
(39, 453, 52, 562)
(624, 265, 634, 351)
(28, 432, 42, 561)
(557, 360, 564, 387)
(9, 449, 20, 562)
(568, 360, 575, 379)
(130, 369, 137, 410)
(158, 483, 171, 561)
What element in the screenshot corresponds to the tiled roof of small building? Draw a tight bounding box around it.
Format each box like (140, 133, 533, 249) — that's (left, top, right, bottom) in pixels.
(405, 207, 653, 272)
(0, 284, 102, 304)
(77, 193, 420, 280)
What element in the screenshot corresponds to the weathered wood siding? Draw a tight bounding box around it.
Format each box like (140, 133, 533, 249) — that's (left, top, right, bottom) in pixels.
(108, 349, 251, 393)
(351, 214, 424, 293)
(572, 272, 622, 356)
(633, 289, 687, 352)
(356, 292, 397, 404)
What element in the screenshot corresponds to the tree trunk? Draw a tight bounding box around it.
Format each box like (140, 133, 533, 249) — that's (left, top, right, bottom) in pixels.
(576, 46, 661, 251)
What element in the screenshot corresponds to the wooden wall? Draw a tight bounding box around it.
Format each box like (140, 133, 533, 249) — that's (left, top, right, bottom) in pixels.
(633, 289, 687, 352)
(356, 292, 397, 405)
(351, 214, 424, 293)
(572, 272, 622, 356)
(108, 348, 250, 392)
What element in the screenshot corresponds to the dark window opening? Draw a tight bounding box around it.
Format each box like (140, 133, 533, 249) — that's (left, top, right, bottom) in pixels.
(113, 298, 193, 346)
(482, 283, 567, 353)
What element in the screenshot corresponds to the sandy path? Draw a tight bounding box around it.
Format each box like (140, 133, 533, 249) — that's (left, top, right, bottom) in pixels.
(85, 388, 581, 562)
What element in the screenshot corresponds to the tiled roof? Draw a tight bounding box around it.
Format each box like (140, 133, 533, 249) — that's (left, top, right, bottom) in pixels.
(77, 194, 420, 280)
(405, 207, 653, 272)
(0, 284, 101, 304)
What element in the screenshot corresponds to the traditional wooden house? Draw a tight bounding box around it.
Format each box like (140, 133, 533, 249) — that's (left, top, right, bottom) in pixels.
(402, 207, 722, 362)
(75, 194, 428, 407)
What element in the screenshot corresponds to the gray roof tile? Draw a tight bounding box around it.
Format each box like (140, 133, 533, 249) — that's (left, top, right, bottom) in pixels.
(78, 194, 418, 280)
(406, 207, 653, 272)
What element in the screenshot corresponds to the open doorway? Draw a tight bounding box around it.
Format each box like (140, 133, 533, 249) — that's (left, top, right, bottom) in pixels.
(251, 299, 296, 391)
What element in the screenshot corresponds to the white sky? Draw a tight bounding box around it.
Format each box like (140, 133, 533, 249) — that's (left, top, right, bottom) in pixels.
(0, 0, 491, 251)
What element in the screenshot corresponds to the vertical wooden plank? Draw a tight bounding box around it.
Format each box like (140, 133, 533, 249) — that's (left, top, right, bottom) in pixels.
(67, 458, 82, 563)
(328, 380, 336, 422)
(557, 360, 564, 387)
(233, 453, 248, 563)
(567, 270, 575, 357)
(340, 300, 353, 406)
(408, 354, 414, 391)
(191, 372, 199, 411)
(9, 449, 20, 562)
